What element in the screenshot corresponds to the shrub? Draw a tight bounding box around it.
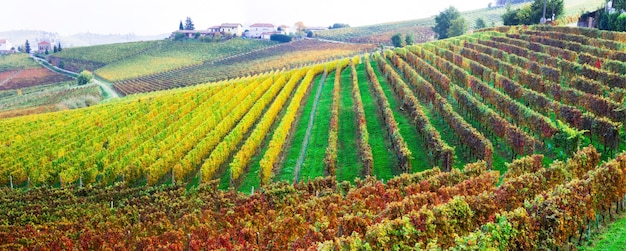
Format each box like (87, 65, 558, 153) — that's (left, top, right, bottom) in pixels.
(270, 34, 292, 43)
(77, 70, 93, 85)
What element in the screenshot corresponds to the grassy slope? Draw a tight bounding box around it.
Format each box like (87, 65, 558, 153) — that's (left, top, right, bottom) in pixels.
(52, 41, 159, 64)
(275, 74, 324, 182)
(95, 39, 275, 82)
(336, 67, 362, 182)
(0, 54, 40, 72)
(355, 62, 398, 180)
(298, 71, 335, 181)
(579, 212, 626, 251)
(370, 60, 432, 173)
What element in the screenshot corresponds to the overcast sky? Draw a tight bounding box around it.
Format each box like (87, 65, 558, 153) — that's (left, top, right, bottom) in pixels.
(1, 0, 492, 35)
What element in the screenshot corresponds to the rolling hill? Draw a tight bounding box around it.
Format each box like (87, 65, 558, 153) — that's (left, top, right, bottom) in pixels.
(312, 0, 605, 45)
(1, 24, 626, 249)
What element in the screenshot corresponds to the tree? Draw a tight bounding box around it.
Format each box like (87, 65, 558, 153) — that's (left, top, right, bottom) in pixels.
(77, 70, 93, 85)
(173, 32, 186, 41)
(447, 17, 467, 37)
(25, 40, 30, 54)
(502, 4, 521, 25)
(179, 20, 184, 30)
(53, 45, 58, 53)
(331, 23, 350, 29)
(475, 17, 487, 29)
(614, 0, 626, 11)
(306, 30, 313, 38)
(294, 21, 306, 32)
(44, 48, 49, 55)
(184, 17, 195, 30)
(517, 4, 534, 25)
(533, 0, 564, 22)
(405, 33, 414, 46)
(433, 6, 461, 39)
(57, 42, 62, 52)
(503, 0, 564, 25)
(391, 33, 404, 47)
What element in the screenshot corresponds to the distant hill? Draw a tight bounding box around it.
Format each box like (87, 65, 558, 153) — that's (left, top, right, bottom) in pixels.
(312, 0, 605, 45)
(0, 30, 167, 48)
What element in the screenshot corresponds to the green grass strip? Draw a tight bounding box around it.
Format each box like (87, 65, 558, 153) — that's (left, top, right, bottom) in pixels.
(579, 212, 626, 251)
(275, 75, 323, 182)
(337, 67, 362, 182)
(299, 71, 336, 181)
(355, 62, 398, 180)
(370, 60, 432, 173)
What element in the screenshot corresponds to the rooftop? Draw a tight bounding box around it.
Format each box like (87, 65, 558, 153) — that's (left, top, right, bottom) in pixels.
(250, 23, 275, 28)
(221, 23, 242, 28)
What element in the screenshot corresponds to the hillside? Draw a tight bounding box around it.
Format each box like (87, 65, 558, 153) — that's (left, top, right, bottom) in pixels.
(0, 54, 102, 117)
(47, 39, 376, 96)
(112, 39, 377, 96)
(49, 39, 277, 80)
(1, 23, 626, 249)
(312, 0, 605, 45)
(2, 24, 626, 190)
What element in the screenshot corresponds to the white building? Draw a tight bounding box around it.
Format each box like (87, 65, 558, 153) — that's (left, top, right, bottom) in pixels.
(219, 23, 243, 37)
(247, 23, 276, 38)
(278, 25, 291, 35)
(0, 39, 13, 54)
(261, 32, 282, 40)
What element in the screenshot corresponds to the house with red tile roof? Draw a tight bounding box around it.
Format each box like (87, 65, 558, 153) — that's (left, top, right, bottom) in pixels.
(38, 41, 51, 53)
(0, 39, 14, 54)
(172, 23, 243, 39)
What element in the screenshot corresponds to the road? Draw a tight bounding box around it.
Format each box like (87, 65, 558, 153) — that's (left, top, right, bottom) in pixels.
(30, 55, 121, 99)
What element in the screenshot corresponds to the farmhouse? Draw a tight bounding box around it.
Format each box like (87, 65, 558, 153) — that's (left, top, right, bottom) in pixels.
(0, 39, 14, 54)
(37, 41, 51, 53)
(247, 23, 276, 38)
(218, 23, 243, 37)
(278, 25, 291, 35)
(171, 23, 243, 39)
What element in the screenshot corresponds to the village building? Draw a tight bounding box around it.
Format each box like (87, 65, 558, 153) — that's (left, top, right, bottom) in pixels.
(247, 23, 276, 38)
(171, 23, 243, 39)
(37, 41, 51, 53)
(218, 23, 243, 37)
(277, 25, 291, 35)
(0, 39, 14, 54)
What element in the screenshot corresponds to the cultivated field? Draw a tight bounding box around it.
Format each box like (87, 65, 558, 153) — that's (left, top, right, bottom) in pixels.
(1, 24, 626, 249)
(112, 39, 377, 96)
(49, 39, 276, 81)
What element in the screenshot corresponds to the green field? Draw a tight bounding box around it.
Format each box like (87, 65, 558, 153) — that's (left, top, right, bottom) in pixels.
(94, 39, 276, 82)
(0, 53, 39, 72)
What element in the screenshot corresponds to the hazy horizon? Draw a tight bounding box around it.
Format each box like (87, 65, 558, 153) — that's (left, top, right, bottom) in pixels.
(1, 0, 493, 36)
